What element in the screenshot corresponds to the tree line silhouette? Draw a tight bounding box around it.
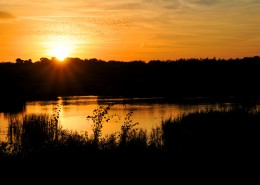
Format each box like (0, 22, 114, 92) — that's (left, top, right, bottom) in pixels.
(1, 56, 260, 101)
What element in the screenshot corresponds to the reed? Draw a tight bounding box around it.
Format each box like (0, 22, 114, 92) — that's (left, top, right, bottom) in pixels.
(1, 107, 260, 163)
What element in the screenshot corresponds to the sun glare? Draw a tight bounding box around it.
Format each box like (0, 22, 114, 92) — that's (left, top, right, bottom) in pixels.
(48, 42, 73, 61)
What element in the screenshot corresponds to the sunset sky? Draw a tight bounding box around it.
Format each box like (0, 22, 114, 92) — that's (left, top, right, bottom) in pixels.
(1, 0, 260, 62)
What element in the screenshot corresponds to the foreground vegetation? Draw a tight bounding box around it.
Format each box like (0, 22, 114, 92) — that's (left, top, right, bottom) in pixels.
(1, 105, 260, 166)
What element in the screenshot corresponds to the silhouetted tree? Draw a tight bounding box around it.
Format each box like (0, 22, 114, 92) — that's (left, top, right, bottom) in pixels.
(24, 59, 32, 64)
(1, 56, 260, 100)
(16, 58, 24, 64)
(39, 57, 51, 64)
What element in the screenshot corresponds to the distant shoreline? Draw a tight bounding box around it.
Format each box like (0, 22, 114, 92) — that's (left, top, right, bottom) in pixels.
(1, 56, 260, 102)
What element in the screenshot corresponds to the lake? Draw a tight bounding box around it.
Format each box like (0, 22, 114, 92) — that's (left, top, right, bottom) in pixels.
(1, 96, 259, 142)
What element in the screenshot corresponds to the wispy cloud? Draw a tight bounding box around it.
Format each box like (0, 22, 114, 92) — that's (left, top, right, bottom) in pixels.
(184, 0, 220, 6)
(0, 11, 15, 19)
(104, 2, 142, 10)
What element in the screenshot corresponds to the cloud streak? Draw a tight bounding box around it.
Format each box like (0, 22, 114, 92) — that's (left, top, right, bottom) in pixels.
(0, 11, 15, 19)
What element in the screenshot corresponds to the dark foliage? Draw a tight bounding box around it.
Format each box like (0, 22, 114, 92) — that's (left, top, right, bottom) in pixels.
(1, 108, 260, 180)
(1, 56, 260, 101)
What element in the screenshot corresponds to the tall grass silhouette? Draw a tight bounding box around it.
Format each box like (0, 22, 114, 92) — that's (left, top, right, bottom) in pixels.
(8, 114, 58, 150)
(161, 108, 260, 158)
(1, 107, 260, 164)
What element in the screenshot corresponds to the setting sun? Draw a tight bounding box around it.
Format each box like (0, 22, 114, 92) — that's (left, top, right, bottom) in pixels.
(48, 42, 73, 61)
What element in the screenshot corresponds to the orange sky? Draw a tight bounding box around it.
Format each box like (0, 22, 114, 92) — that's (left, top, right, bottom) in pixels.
(1, 0, 260, 62)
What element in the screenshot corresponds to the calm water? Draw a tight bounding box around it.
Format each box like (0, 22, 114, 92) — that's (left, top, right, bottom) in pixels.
(1, 96, 259, 141)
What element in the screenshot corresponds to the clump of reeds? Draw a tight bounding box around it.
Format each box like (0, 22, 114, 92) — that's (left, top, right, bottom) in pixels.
(6, 114, 58, 158)
(1, 107, 260, 163)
